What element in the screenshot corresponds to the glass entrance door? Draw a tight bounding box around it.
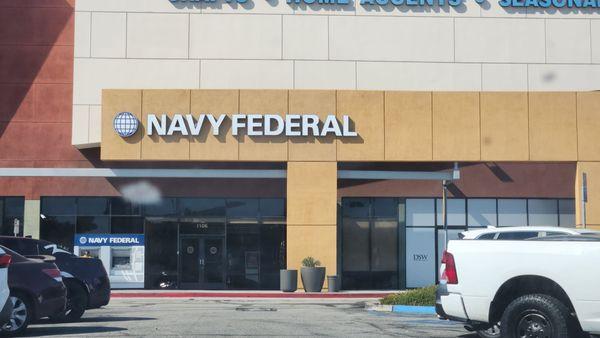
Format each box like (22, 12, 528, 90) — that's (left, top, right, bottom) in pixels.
(179, 236, 225, 289)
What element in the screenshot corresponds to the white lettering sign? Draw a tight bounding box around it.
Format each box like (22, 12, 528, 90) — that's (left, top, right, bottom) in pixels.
(144, 113, 357, 138)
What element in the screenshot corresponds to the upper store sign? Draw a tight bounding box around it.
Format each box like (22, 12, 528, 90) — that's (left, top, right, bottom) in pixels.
(170, 0, 600, 8)
(113, 112, 358, 138)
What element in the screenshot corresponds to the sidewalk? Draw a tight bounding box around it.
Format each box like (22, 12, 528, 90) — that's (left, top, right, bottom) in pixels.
(111, 289, 395, 299)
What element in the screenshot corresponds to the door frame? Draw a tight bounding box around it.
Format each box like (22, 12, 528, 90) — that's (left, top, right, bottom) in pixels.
(178, 234, 226, 290)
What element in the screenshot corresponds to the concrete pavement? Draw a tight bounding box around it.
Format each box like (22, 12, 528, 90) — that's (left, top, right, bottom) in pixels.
(27, 298, 478, 337)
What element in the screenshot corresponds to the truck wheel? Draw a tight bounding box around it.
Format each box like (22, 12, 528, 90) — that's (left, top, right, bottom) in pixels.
(50, 281, 87, 322)
(476, 323, 500, 338)
(500, 294, 570, 338)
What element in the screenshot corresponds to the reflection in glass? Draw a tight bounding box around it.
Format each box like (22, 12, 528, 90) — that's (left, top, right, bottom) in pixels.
(145, 221, 178, 289)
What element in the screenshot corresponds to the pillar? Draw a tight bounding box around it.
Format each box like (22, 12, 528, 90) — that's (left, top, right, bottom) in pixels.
(286, 162, 337, 289)
(23, 200, 40, 238)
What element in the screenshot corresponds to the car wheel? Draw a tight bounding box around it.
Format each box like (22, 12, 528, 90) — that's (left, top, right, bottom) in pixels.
(500, 294, 570, 338)
(1, 293, 31, 336)
(50, 281, 87, 322)
(476, 323, 501, 338)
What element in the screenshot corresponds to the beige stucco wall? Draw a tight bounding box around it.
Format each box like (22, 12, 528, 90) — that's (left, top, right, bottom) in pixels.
(101, 89, 600, 233)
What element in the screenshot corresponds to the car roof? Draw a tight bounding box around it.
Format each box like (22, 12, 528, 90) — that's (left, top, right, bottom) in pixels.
(460, 226, 599, 239)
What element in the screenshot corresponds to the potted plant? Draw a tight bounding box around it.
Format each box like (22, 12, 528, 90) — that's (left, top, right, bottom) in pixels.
(300, 257, 325, 292)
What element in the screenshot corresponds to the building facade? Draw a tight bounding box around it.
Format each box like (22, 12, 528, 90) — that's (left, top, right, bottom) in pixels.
(0, 0, 599, 289)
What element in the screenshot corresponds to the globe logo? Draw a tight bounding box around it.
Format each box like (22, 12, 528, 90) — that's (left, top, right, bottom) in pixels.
(113, 112, 139, 138)
(79, 236, 87, 245)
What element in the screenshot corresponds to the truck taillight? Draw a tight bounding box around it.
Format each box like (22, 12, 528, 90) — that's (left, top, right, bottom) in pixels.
(441, 251, 458, 284)
(0, 255, 11, 268)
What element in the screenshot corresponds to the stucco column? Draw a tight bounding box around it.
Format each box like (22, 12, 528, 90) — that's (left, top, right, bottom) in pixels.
(286, 162, 337, 289)
(576, 162, 600, 229)
(23, 200, 41, 238)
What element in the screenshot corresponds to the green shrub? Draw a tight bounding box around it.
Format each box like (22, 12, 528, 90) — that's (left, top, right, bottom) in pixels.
(301, 257, 321, 268)
(380, 285, 436, 306)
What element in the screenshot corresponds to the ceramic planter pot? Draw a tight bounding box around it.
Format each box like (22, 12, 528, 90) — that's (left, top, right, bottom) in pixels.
(280, 269, 298, 292)
(300, 267, 325, 292)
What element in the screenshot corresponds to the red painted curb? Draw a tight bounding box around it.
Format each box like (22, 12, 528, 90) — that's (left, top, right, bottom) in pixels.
(111, 292, 392, 299)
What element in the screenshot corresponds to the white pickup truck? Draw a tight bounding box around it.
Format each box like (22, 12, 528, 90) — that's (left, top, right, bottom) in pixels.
(436, 235, 600, 338)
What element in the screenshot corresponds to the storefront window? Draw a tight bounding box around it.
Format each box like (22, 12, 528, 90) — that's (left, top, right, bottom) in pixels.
(110, 217, 144, 234)
(40, 215, 76, 252)
(77, 197, 110, 216)
(227, 199, 259, 219)
(1, 197, 24, 236)
(341, 198, 400, 290)
(77, 216, 110, 234)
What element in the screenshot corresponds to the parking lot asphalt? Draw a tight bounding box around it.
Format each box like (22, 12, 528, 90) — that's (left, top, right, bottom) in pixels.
(27, 298, 479, 337)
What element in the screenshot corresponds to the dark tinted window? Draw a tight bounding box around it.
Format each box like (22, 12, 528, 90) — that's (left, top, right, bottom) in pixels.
(497, 231, 539, 240)
(259, 199, 285, 218)
(179, 198, 225, 217)
(342, 198, 370, 218)
(77, 197, 110, 216)
(19, 240, 39, 256)
(42, 197, 77, 215)
(144, 198, 178, 217)
(477, 233, 496, 240)
(372, 198, 397, 218)
(111, 217, 144, 234)
(227, 199, 259, 218)
(41, 215, 75, 252)
(2, 197, 25, 237)
(77, 216, 110, 234)
(110, 198, 141, 216)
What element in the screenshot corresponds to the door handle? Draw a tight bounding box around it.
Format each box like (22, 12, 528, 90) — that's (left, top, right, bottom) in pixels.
(199, 259, 205, 266)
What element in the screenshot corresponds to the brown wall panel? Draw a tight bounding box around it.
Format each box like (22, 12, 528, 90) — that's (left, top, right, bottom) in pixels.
(337, 91, 384, 161)
(287, 162, 337, 225)
(101, 90, 143, 161)
(529, 92, 578, 161)
(480, 92, 529, 161)
(141, 90, 191, 161)
(238, 90, 288, 161)
(577, 92, 600, 161)
(384, 91, 432, 161)
(432, 92, 481, 161)
(288, 90, 337, 162)
(189, 90, 239, 161)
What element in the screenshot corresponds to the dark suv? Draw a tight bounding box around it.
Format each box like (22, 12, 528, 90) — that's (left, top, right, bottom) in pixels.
(0, 237, 110, 322)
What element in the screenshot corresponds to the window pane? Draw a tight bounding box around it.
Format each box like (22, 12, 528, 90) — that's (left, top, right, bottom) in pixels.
(40, 215, 76, 252)
(406, 199, 435, 227)
(436, 199, 466, 226)
(467, 199, 497, 228)
(259, 199, 285, 218)
(372, 199, 397, 218)
(4, 197, 24, 217)
(342, 198, 369, 218)
(559, 199, 575, 227)
(497, 231, 539, 240)
(42, 197, 77, 215)
(144, 220, 178, 289)
(144, 198, 178, 217)
(76, 216, 110, 234)
(179, 198, 225, 217)
(371, 220, 397, 272)
(77, 197, 110, 216)
(342, 219, 369, 271)
(227, 199, 259, 218)
(528, 199, 558, 226)
(406, 227, 435, 288)
(498, 199, 527, 226)
(111, 217, 144, 234)
(111, 198, 141, 216)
